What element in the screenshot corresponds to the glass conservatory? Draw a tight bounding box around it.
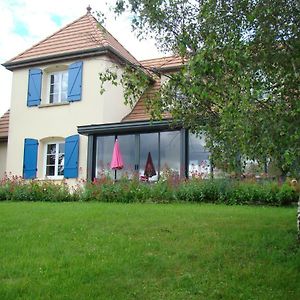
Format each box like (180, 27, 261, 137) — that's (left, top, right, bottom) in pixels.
(78, 120, 211, 181)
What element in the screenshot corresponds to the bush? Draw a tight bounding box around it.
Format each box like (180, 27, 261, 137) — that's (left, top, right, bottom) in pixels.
(81, 176, 175, 203)
(0, 174, 298, 206)
(0, 175, 81, 202)
(175, 179, 298, 206)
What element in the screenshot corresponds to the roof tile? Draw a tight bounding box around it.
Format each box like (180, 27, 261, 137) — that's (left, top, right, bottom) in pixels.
(140, 55, 185, 70)
(0, 110, 9, 140)
(5, 12, 140, 66)
(122, 80, 171, 122)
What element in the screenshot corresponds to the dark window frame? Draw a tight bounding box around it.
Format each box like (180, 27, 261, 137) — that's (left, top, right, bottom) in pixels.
(79, 120, 211, 181)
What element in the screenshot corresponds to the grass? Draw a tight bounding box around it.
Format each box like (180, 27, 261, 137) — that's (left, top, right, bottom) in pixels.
(0, 202, 299, 300)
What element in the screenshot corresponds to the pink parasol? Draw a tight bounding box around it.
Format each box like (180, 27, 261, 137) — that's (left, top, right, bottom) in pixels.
(110, 139, 124, 170)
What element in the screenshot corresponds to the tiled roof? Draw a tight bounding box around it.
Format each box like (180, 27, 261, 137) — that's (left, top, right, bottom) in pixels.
(122, 80, 171, 122)
(140, 55, 185, 70)
(0, 110, 9, 140)
(5, 11, 140, 66)
(123, 55, 184, 122)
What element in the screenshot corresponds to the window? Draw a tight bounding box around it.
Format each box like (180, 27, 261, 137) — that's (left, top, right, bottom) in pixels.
(48, 71, 68, 103)
(96, 136, 115, 178)
(95, 130, 182, 181)
(160, 131, 181, 177)
(189, 133, 211, 178)
(45, 143, 65, 178)
(95, 135, 137, 180)
(27, 61, 82, 107)
(139, 133, 159, 181)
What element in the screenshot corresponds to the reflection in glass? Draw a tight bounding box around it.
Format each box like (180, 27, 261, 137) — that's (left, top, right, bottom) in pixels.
(189, 133, 210, 178)
(160, 131, 180, 177)
(117, 135, 136, 179)
(96, 136, 115, 178)
(46, 166, 55, 176)
(49, 71, 68, 103)
(46, 142, 64, 177)
(94, 130, 207, 181)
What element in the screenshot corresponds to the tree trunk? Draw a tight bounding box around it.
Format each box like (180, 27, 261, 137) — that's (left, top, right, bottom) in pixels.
(297, 195, 300, 241)
(278, 168, 288, 184)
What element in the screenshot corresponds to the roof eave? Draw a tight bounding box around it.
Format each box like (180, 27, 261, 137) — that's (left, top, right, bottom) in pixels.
(2, 47, 111, 70)
(2, 45, 153, 81)
(2, 46, 150, 75)
(78, 119, 179, 136)
(158, 65, 184, 72)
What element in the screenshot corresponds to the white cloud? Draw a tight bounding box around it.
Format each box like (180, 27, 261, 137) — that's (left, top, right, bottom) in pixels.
(0, 0, 163, 116)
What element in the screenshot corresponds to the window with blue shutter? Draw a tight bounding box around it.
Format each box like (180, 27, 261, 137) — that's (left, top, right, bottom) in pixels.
(27, 69, 42, 107)
(64, 135, 79, 178)
(67, 61, 83, 102)
(23, 138, 38, 179)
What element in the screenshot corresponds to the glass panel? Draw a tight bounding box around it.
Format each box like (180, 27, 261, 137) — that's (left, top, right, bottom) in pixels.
(58, 163, 64, 176)
(189, 133, 211, 179)
(58, 152, 64, 175)
(53, 73, 59, 81)
(58, 142, 65, 176)
(117, 135, 136, 179)
(61, 91, 67, 102)
(49, 72, 68, 103)
(54, 93, 59, 103)
(160, 131, 181, 178)
(96, 136, 115, 178)
(59, 143, 65, 154)
(58, 154, 64, 166)
(47, 144, 56, 155)
(62, 72, 68, 91)
(139, 133, 159, 182)
(46, 166, 55, 176)
(61, 72, 68, 101)
(53, 82, 59, 93)
(47, 155, 56, 165)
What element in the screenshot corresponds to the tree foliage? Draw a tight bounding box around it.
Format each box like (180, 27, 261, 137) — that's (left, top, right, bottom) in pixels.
(99, 0, 300, 177)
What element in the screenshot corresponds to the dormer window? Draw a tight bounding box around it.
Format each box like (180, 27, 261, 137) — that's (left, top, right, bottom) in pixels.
(49, 71, 68, 104)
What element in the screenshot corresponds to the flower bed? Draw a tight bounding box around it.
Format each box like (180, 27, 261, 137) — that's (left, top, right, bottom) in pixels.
(0, 174, 298, 206)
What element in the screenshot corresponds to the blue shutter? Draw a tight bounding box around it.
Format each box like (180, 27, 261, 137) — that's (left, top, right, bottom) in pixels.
(23, 138, 38, 179)
(27, 69, 42, 107)
(67, 61, 83, 102)
(64, 135, 79, 178)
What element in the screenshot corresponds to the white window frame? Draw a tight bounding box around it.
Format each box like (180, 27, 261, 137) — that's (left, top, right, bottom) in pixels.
(44, 142, 65, 179)
(48, 70, 68, 104)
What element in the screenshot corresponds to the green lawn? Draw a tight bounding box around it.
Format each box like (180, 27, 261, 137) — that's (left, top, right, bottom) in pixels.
(0, 203, 299, 300)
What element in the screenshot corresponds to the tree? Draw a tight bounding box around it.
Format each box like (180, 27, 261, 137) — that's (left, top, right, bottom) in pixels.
(99, 0, 300, 178)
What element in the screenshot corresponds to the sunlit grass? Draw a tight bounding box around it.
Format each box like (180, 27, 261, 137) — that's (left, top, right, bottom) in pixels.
(0, 202, 299, 299)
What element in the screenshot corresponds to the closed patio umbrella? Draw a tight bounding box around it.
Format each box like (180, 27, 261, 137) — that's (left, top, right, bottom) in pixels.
(111, 138, 124, 179)
(144, 152, 156, 179)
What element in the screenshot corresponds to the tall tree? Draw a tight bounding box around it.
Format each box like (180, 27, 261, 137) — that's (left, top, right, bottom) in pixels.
(100, 0, 300, 177)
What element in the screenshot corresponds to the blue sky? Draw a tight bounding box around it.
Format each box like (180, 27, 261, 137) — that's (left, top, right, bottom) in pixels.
(0, 0, 161, 116)
(51, 14, 63, 26)
(13, 20, 29, 36)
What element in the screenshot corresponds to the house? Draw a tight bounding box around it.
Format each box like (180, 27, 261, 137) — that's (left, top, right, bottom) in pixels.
(1, 7, 210, 183)
(0, 110, 9, 177)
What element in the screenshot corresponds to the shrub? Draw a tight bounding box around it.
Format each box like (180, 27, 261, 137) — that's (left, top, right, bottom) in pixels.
(0, 175, 81, 202)
(175, 179, 298, 206)
(0, 174, 298, 206)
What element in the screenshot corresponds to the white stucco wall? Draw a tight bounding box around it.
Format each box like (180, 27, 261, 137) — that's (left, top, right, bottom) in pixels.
(6, 55, 131, 182)
(0, 141, 7, 178)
